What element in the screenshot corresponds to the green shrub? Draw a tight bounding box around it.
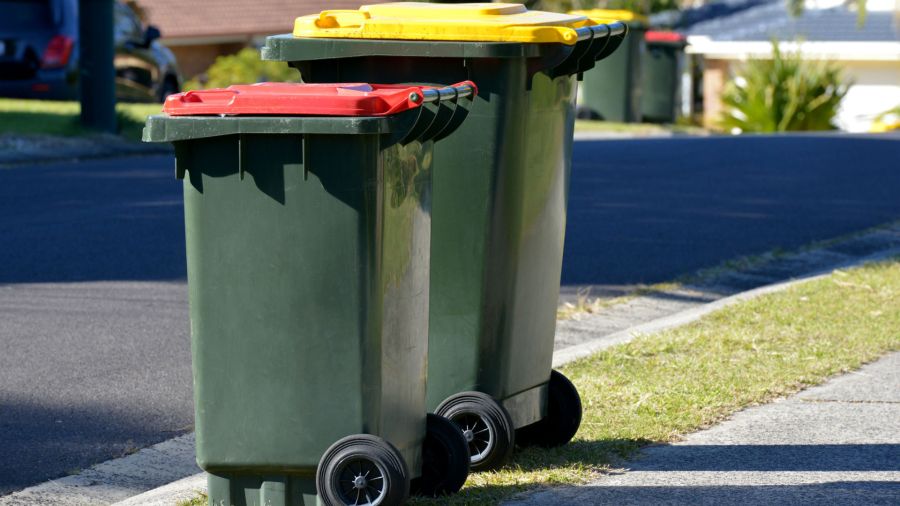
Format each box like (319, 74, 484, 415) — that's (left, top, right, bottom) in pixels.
(184, 47, 299, 90)
(720, 41, 850, 133)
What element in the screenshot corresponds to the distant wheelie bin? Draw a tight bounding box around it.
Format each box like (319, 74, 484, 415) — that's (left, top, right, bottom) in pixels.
(143, 81, 476, 506)
(262, 2, 628, 471)
(571, 9, 647, 122)
(641, 30, 688, 124)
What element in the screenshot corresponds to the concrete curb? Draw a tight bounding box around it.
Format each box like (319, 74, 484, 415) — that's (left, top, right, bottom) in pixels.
(113, 474, 206, 506)
(553, 273, 828, 367)
(0, 434, 197, 506)
(554, 246, 900, 367)
(0, 134, 172, 169)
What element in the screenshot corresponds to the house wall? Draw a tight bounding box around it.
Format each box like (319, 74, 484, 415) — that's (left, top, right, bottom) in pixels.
(700, 57, 900, 132)
(701, 58, 729, 129)
(836, 61, 900, 132)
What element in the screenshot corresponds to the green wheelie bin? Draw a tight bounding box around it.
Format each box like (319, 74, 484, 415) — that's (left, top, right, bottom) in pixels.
(143, 81, 476, 506)
(571, 9, 647, 123)
(641, 30, 688, 124)
(262, 2, 627, 471)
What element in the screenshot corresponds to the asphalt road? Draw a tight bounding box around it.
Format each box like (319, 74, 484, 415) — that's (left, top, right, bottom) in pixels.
(563, 134, 900, 294)
(1, 133, 899, 495)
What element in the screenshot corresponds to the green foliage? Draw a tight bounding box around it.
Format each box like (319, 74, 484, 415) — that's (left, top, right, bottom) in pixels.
(184, 48, 299, 91)
(720, 41, 850, 133)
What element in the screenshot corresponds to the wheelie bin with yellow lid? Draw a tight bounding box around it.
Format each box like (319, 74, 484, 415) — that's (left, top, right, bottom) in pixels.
(571, 9, 648, 122)
(143, 81, 477, 506)
(262, 2, 628, 471)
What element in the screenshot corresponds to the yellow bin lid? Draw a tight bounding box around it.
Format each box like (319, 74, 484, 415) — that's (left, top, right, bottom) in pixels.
(570, 9, 649, 25)
(293, 2, 597, 45)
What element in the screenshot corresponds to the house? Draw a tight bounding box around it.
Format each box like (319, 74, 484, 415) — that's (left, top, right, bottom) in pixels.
(683, 0, 900, 131)
(133, 0, 378, 78)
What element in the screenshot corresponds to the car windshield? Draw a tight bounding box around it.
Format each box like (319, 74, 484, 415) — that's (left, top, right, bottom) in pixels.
(0, 0, 56, 31)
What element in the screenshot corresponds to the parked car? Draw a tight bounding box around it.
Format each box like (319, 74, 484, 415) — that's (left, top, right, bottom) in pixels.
(0, 0, 181, 102)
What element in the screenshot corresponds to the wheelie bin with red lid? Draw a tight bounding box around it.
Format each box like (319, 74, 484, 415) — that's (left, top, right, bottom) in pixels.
(262, 2, 628, 471)
(143, 81, 476, 506)
(641, 30, 688, 123)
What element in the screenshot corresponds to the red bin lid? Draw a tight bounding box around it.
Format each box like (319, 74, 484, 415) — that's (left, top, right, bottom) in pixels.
(163, 82, 468, 117)
(645, 30, 686, 43)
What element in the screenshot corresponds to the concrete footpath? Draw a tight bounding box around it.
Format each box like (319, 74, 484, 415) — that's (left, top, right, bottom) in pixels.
(507, 351, 900, 506)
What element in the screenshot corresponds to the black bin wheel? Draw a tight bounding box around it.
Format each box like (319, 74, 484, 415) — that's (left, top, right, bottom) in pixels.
(435, 391, 515, 472)
(516, 370, 583, 448)
(317, 434, 409, 506)
(410, 413, 470, 497)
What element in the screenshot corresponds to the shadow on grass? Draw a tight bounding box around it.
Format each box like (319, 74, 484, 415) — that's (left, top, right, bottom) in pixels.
(410, 437, 653, 505)
(415, 440, 900, 504)
(503, 481, 900, 505)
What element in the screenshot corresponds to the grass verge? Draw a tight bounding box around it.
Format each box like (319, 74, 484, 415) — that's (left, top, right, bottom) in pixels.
(574, 120, 708, 136)
(176, 492, 207, 506)
(415, 258, 900, 504)
(0, 98, 162, 142)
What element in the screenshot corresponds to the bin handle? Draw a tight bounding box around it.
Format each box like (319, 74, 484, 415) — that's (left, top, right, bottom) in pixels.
(574, 21, 626, 42)
(316, 10, 370, 28)
(417, 81, 477, 104)
(397, 81, 477, 146)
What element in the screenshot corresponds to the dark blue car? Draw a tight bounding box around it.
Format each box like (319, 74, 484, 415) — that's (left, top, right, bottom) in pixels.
(0, 0, 182, 102)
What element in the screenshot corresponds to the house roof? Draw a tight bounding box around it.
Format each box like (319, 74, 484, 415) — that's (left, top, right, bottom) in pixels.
(686, 0, 899, 42)
(650, 0, 770, 30)
(135, 0, 380, 41)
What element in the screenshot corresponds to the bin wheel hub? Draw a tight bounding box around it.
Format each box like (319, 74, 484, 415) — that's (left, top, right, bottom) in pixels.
(451, 413, 495, 463)
(336, 457, 387, 504)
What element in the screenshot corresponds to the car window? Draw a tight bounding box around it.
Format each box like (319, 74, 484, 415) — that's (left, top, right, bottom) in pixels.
(0, 0, 55, 31)
(114, 2, 144, 44)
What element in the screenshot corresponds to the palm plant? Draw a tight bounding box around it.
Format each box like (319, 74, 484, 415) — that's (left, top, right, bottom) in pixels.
(720, 41, 850, 133)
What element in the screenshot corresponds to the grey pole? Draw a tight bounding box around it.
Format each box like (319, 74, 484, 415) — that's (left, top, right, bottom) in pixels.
(78, 0, 117, 133)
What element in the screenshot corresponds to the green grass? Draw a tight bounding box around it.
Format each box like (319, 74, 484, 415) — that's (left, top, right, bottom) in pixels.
(414, 258, 900, 504)
(176, 492, 207, 506)
(0, 98, 162, 142)
(574, 120, 708, 136)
